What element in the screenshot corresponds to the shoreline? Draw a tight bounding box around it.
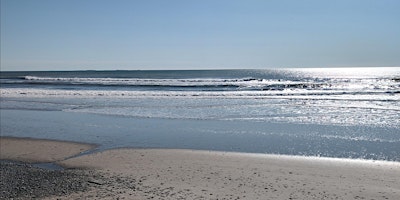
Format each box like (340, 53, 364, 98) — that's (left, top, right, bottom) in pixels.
(2, 136, 399, 165)
(1, 136, 399, 199)
(3, 108, 399, 162)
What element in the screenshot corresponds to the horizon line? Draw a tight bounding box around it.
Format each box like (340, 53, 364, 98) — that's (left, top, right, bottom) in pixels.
(1, 66, 399, 72)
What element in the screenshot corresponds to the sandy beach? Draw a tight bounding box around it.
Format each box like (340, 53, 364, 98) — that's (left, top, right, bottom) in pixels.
(1, 137, 399, 200)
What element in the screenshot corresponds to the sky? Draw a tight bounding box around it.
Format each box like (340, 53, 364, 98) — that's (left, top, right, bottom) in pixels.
(1, 0, 399, 71)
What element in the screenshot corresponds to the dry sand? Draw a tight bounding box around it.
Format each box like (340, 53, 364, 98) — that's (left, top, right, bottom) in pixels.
(1, 137, 399, 199)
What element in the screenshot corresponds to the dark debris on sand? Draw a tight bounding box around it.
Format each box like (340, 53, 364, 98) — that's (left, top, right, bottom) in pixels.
(0, 161, 93, 199)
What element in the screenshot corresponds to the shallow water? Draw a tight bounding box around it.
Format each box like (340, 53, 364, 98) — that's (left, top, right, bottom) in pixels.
(1, 68, 399, 161)
(1, 109, 399, 161)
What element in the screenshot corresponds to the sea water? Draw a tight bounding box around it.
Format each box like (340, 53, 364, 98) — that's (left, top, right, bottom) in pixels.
(1, 68, 399, 161)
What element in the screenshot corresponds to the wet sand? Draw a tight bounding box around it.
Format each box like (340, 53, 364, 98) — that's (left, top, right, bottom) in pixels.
(1, 137, 399, 199)
(0, 137, 95, 163)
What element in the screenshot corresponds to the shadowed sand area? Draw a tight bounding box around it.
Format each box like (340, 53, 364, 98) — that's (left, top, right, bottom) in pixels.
(1, 137, 399, 199)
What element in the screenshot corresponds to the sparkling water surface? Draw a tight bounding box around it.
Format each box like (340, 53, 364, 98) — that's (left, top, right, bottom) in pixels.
(1, 68, 399, 161)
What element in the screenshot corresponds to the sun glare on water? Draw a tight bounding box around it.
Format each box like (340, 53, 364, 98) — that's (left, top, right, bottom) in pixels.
(288, 67, 399, 79)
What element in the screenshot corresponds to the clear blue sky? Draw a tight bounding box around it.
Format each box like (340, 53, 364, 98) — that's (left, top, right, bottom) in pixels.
(1, 0, 399, 71)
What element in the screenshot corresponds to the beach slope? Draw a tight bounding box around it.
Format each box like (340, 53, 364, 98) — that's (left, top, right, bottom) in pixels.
(1, 137, 399, 199)
(59, 148, 400, 200)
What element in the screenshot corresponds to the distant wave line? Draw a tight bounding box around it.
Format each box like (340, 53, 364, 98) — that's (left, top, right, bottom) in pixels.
(2, 88, 399, 101)
(0, 76, 395, 92)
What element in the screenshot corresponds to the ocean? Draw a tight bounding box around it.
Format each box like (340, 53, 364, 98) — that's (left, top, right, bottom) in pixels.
(1, 67, 399, 161)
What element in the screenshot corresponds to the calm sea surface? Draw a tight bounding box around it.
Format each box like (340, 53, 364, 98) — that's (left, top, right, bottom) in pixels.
(1, 68, 399, 161)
